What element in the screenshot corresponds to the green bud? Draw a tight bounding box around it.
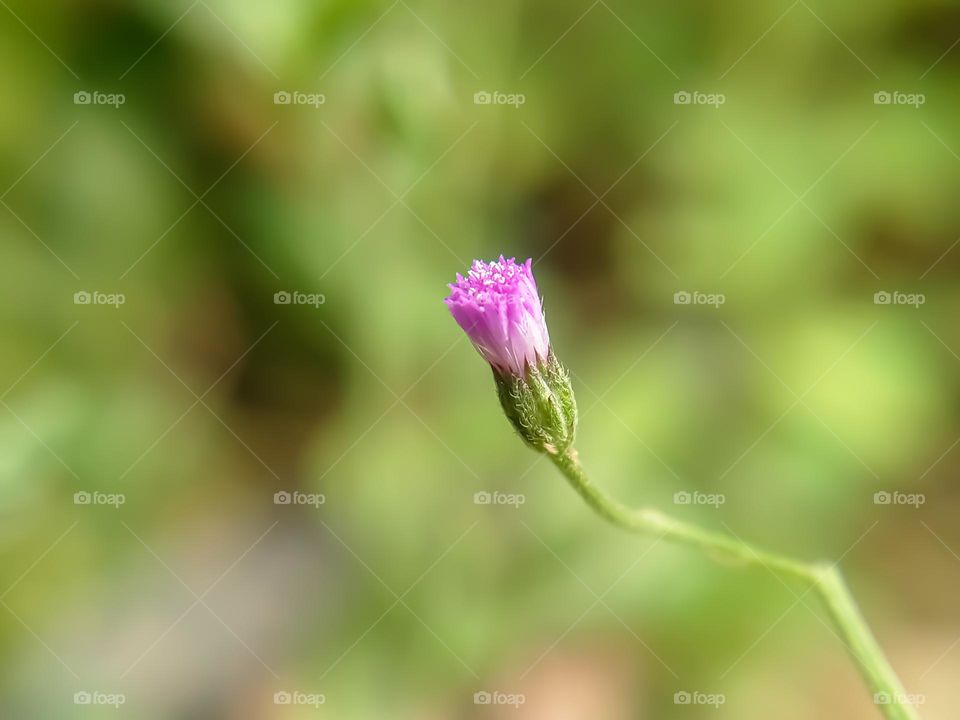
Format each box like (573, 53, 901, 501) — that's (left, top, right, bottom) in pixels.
(493, 355, 578, 455)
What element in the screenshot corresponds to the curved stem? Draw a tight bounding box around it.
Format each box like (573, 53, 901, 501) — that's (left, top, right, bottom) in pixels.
(549, 448, 919, 720)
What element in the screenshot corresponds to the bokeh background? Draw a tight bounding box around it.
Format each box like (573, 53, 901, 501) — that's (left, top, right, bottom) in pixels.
(1, 0, 958, 717)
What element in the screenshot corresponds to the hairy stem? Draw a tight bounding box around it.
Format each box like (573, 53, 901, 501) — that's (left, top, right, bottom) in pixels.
(549, 448, 919, 720)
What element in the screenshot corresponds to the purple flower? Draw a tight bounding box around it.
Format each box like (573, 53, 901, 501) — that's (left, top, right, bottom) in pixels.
(445, 256, 550, 376)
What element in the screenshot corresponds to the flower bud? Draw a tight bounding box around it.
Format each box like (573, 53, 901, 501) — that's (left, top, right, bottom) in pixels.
(445, 256, 577, 454)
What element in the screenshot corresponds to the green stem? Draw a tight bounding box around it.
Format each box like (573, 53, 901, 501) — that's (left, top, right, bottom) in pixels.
(549, 448, 919, 720)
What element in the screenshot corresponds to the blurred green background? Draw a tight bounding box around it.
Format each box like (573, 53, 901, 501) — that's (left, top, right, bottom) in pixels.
(1, 0, 958, 717)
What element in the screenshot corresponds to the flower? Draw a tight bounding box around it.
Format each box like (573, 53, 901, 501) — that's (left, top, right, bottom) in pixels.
(446, 256, 576, 454)
(444, 256, 550, 377)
